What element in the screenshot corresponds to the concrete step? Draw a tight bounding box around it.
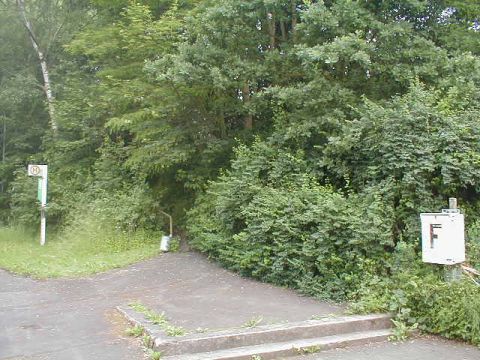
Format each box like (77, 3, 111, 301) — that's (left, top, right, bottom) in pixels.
(154, 314, 392, 356)
(162, 329, 393, 360)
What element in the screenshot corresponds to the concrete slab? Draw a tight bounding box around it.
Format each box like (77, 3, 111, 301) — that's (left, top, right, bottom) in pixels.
(117, 305, 391, 357)
(126, 253, 344, 330)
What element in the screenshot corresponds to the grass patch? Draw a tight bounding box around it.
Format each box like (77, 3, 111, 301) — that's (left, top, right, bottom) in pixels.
(0, 226, 160, 278)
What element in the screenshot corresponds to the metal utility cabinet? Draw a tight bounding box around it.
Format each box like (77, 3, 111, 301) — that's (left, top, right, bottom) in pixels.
(420, 210, 465, 265)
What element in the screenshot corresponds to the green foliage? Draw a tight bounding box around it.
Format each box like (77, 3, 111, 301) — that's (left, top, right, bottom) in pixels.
(351, 242, 480, 345)
(435, 1, 480, 54)
(407, 280, 480, 344)
(167, 236, 181, 252)
(3, 0, 480, 348)
(323, 83, 480, 241)
(389, 319, 418, 342)
(59, 0, 225, 220)
(466, 220, 480, 269)
(9, 170, 44, 227)
(188, 141, 394, 300)
(0, 0, 92, 222)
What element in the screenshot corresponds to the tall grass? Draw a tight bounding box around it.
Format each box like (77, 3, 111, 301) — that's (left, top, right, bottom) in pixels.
(0, 221, 160, 278)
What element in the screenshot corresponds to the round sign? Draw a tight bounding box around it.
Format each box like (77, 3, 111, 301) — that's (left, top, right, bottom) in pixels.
(30, 165, 41, 176)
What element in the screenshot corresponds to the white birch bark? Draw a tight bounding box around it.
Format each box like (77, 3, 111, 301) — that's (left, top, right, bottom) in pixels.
(16, 0, 58, 133)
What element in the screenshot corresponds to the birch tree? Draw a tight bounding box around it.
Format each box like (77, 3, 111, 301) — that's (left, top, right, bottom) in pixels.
(16, 0, 57, 132)
(12, 0, 89, 133)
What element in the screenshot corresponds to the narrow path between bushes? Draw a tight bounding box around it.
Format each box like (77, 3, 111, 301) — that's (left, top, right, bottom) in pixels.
(1, 252, 479, 360)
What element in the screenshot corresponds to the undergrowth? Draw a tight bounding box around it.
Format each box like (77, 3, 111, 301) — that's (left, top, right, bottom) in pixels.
(350, 241, 480, 345)
(0, 223, 160, 278)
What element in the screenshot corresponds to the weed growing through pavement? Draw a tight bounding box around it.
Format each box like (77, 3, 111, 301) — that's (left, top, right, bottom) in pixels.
(142, 334, 153, 347)
(124, 314, 162, 359)
(295, 345, 322, 354)
(242, 316, 263, 328)
(129, 301, 187, 336)
(311, 313, 339, 320)
(164, 324, 187, 336)
(125, 325, 144, 337)
(195, 327, 209, 333)
(147, 349, 162, 360)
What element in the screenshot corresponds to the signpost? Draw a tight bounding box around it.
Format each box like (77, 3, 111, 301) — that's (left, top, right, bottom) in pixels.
(28, 165, 48, 245)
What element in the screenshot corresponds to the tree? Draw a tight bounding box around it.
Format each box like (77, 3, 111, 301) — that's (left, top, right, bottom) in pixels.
(48, 1, 203, 220)
(16, 0, 57, 132)
(435, 0, 480, 54)
(6, 0, 90, 133)
(0, 0, 89, 223)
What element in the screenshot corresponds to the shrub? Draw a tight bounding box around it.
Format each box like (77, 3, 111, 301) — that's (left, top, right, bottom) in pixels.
(187, 83, 480, 342)
(323, 84, 480, 242)
(351, 242, 480, 345)
(188, 142, 394, 300)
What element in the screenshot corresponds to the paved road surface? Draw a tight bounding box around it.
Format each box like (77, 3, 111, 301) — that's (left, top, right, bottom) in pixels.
(1, 252, 479, 359)
(0, 252, 341, 359)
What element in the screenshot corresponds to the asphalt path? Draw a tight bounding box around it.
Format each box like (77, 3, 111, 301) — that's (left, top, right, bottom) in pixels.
(1, 252, 479, 360)
(0, 252, 341, 359)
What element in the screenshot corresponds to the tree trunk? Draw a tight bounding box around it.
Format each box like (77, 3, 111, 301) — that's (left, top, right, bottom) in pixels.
(291, 1, 297, 40)
(267, 11, 276, 49)
(217, 111, 227, 138)
(242, 82, 253, 130)
(280, 20, 287, 42)
(16, 0, 57, 133)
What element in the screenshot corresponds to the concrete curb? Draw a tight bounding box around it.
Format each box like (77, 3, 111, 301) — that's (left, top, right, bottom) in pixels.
(117, 306, 393, 359)
(163, 329, 393, 360)
(156, 314, 392, 356)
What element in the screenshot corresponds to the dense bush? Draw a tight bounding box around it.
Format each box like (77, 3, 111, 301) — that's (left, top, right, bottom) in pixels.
(188, 141, 395, 300)
(355, 276, 480, 345)
(322, 84, 480, 242)
(188, 84, 480, 343)
(408, 279, 480, 344)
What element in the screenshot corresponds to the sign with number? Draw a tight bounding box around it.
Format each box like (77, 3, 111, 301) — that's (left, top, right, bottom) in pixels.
(28, 164, 45, 177)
